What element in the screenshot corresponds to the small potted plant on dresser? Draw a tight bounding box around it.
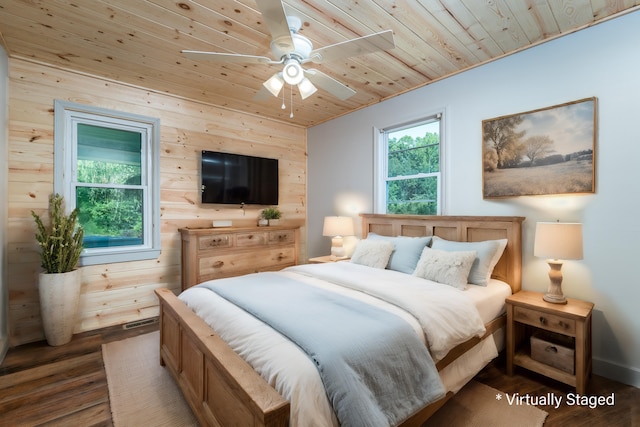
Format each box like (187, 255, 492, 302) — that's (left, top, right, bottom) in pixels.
(31, 194, 84, 346)
(261, 206, 282, 226)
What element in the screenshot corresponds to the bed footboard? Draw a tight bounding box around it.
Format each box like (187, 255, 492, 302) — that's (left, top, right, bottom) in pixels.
(154, 288, 290, 427)
(155, 287, 502, 427)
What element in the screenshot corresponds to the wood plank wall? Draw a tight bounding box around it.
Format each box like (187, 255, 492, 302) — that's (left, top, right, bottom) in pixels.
(6, 59, 307, 347)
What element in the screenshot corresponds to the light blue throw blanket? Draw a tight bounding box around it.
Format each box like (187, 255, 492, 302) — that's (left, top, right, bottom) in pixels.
(199, 272, 445, 427)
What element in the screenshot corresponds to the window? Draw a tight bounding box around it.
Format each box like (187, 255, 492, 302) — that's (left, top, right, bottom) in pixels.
(54, 101, 160, 266)
(375, 114, 443, 215)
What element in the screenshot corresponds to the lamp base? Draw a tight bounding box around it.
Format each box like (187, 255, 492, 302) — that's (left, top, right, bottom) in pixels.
(543, 293, 567, 304)
(330, 236, 346, 259)
(543, 259, 568, 304)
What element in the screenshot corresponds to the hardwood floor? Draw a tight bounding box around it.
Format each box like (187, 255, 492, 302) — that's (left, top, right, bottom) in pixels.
(476, 353, 640, 427)
(1, 323, 638, 426)
(0, 322, 158, 427)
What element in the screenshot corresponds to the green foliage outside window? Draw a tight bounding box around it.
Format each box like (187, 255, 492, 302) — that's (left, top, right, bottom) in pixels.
(76, 187, 143, 239)
(75, 124, 144, 247)
(386, 131, 439, 215)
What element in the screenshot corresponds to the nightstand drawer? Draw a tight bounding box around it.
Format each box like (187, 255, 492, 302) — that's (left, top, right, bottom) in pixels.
(514, 306, 576, 335)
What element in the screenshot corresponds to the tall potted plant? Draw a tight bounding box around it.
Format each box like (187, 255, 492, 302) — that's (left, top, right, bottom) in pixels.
(32, 194, 84, 346)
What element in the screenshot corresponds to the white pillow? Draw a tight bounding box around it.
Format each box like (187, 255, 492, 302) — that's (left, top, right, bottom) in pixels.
(349, 239, 395, 269)
(413, 247, 477, 290)
(431, 237, 508, 286)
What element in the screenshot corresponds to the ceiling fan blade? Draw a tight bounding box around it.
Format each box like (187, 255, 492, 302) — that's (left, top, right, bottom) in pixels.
(255, 0, 295, 48)
(304, 69, 356, 100)
(182, 50, 275, 64)
(308, 30, 395, 64)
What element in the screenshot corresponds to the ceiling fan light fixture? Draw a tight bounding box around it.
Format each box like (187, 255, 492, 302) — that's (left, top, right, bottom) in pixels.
(298, 78, 317, 99)
(183, 0, 397, 111)
(282, 59, 304, 85)
(263, 72, 284, 97)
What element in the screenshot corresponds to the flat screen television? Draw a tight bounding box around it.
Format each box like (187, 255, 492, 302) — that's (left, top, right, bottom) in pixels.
(201, 150, 279, 205)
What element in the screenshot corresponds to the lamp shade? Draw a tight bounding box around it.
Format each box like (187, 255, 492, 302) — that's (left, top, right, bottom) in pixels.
(322, 216, 354, 237)
(263, 72, 284, 97)
(298, 78, 317, 100)
(534, 222, 583, 260)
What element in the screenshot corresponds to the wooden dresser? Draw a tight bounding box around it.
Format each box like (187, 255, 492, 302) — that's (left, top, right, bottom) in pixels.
(179, 225, 300, 291)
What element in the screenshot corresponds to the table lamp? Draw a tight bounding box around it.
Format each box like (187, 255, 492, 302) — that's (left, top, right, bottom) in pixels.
(534, 222, 583, 304)
(322, 216, 354, 260)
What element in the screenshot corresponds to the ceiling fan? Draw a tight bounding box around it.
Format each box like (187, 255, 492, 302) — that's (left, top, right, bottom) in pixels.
(182, 0, 395, 107)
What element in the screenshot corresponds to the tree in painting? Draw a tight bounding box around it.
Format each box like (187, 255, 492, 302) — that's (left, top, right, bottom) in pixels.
(483, 115, 525, 169)
(523, 135, 555, 166)
(482, 98, 595, 198)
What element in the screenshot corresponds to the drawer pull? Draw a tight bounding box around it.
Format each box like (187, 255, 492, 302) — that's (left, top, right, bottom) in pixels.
(545, 345, 558, 353)
(212, 261, 224, 268)
(539, 316, 546, 325)
(208, 237, 228, 246)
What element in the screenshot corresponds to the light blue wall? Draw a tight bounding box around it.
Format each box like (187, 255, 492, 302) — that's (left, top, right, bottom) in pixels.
(0, 46, 8, 364)
(308, 10, 640, 387)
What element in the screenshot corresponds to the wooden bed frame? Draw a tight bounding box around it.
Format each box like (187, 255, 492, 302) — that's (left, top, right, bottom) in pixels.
(155, 214, 524, 427)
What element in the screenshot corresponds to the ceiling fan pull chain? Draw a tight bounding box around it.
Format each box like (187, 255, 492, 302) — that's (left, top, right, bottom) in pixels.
(290, 85, 294, 118)
(281, 86, 286, 110)
(181, 0, 396, 115)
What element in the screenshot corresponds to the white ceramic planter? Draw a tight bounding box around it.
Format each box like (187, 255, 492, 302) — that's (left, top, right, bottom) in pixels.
(38, 269, 82, 346)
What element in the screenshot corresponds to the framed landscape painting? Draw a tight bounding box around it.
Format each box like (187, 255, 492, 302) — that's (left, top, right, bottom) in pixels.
(482, 97, 596, 198)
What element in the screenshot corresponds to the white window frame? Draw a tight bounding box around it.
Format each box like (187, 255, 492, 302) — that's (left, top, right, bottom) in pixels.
(54, 100, 161, 266)
(374, 112, 445, 215)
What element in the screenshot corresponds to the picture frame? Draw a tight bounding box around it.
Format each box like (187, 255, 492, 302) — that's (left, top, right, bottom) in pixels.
(482, 97, 596, 198)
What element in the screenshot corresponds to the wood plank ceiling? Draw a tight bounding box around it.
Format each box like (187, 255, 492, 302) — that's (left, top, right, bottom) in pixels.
(1, 1, 638, 127)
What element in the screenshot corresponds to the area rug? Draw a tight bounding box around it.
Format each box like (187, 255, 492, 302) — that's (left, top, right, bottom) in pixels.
(102, 331, 199, 427)
(103, 332, 545, 427)
(423, 380, 548, 427)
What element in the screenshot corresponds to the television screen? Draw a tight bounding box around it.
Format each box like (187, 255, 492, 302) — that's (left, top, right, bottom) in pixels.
(201, 151, 278, 205)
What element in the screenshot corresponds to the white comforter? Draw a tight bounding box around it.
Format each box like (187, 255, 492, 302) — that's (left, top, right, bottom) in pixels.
(179, 262, 487, 427)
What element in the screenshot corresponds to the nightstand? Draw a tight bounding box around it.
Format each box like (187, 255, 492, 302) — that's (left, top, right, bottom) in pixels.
(308, 255, 350, 264)
(506, 290, 594, 394)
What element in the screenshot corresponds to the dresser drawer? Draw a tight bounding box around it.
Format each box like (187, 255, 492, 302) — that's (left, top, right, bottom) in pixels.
(268, 230, 296, 244)
(514, 306, 576, 335)
(180, 225, 300, 290)
(199, 247, 296, 278)
(236, 232, 267, 247)
(199, 234, 231, 250)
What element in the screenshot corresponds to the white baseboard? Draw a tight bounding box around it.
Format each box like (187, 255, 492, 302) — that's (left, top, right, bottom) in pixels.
(593, 357, 640, 389)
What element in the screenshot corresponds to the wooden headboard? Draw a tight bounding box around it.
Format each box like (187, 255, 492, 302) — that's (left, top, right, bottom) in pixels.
(360, 214, 525, 293)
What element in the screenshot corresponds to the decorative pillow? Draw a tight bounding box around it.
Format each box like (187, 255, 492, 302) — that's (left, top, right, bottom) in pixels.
(431, 237, 508, 286)
(349, 239, 395, 269)
(413, 247, 477, 289)
(367, 233, 432, 274)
